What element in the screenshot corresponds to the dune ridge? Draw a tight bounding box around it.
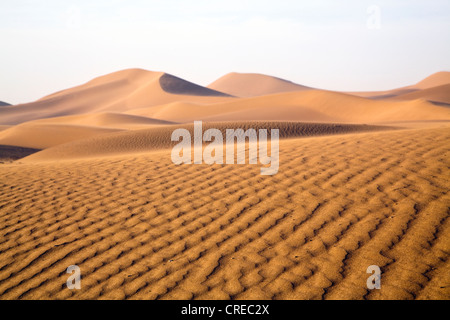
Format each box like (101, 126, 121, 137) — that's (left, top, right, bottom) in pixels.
(347, 71, 450, 99)
(160, 74, 231, 97)
(127, 90, 450, 123)
(208, 72, 311, 97)
(389, 84, 450, 106)
(0, 69, 233, 125)
(21, 121, 393, 162)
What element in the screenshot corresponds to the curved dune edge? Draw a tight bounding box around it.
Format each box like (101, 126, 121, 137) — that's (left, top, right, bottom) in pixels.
(389, 84, 450, 106)
(347, 71, 450, 99)
(126, 89, 450, 123)
(0, 113, 177, 149)
(0, 126, 448, 299)
(27, 112, 176, 127)
(0, 123, 123, 149)
(0, 69, 233, 125)
(159, 73, 231, 97)
(20, 121, 395, 162)
(207, 72, 311, 97)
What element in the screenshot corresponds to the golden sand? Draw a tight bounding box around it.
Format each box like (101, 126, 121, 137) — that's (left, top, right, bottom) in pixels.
(0, 125, 448, 300)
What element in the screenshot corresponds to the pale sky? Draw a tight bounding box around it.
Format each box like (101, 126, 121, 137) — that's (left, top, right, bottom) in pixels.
(1, 0, 450, 104)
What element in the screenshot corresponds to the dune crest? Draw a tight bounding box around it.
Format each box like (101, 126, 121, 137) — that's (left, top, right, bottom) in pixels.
(208, 72, 311, 97)
(0, 69, 233, 125)
(20, 121, 392, 162)
(412, 71, 450, 90)
(159, 74, 231, 97)
(127, 89, 450, 123)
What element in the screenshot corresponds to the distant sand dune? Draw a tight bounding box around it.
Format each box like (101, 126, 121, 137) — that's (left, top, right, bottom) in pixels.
(0, 69, 233, 125)
(160, 74, 231, 97)
(207, 72, 311, 97)
(21, 121, 392, 162)
(389, 84, 450, 106)
(0, 113, 177, 149)
(347, 71, 450, 99)
(0, 123, 122, 149)
(127, 90, 450, 123)
(26, 112, 175, 128)
(413, 71, 450, 90)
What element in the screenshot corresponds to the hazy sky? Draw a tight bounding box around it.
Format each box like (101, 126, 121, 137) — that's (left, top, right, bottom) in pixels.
(1, 0, 450, 104)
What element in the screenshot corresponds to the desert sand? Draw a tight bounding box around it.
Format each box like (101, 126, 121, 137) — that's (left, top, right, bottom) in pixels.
(207, 72, 312, 97)
(0, 69, 449, 300)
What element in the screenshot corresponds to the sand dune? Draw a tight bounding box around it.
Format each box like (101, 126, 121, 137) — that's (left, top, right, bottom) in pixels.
(413, 71, 450, 90)
(348, 71, 450, 99)
(21, 121, 391, 162)
(26, 112, 175, 129)
(0, 113, 177, 149)
(0, 123, 122, 149)
(208, 72, 311, 98)
(389, 84, 450, 106)
(0, 125, 448, 300)
(0, 69, 233, 125)
(127, 89, 450, 123)
(0, 101, 11, 107)
(0, 126, 11, 132)
(2, 69, 448, 127)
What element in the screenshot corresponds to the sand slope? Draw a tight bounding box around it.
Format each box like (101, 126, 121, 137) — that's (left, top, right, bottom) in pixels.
(413, 71, 450, 90)
(389, 84, 450, 106)
(208, 72, 311, 97)
(24, 112, 175, 129)
(0, 123, 122, 149)
(21, 122, 392, 162)
(0, 145, 40, 162)
(0, 125, 448, 300)
(0, 113, 176, 149)
(0, 69, 233, 125)
(127, 90, 450, 123)
(348, 71, 450, 99)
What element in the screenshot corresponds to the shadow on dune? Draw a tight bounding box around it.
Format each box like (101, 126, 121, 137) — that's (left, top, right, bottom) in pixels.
(0, 145, 41, 162)
(159, 73, 232, 97)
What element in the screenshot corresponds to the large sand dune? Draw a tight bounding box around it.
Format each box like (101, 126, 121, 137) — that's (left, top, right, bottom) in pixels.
(0, 125, 448, 300)
(128, 90, 450, 123)
(0, 123, 122, 149)
(0, 113, 176, 149)
(20, 122, 392, 162)
(413, 71, 450, 90)
(348, 71, 450, 100)
(389, 84, 450, 106)
(208, 72, 311, 97)
(0, 69, 233, 125)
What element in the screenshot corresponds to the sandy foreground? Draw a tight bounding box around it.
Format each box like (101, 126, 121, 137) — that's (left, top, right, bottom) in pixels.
(0, 124, 448, 300)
